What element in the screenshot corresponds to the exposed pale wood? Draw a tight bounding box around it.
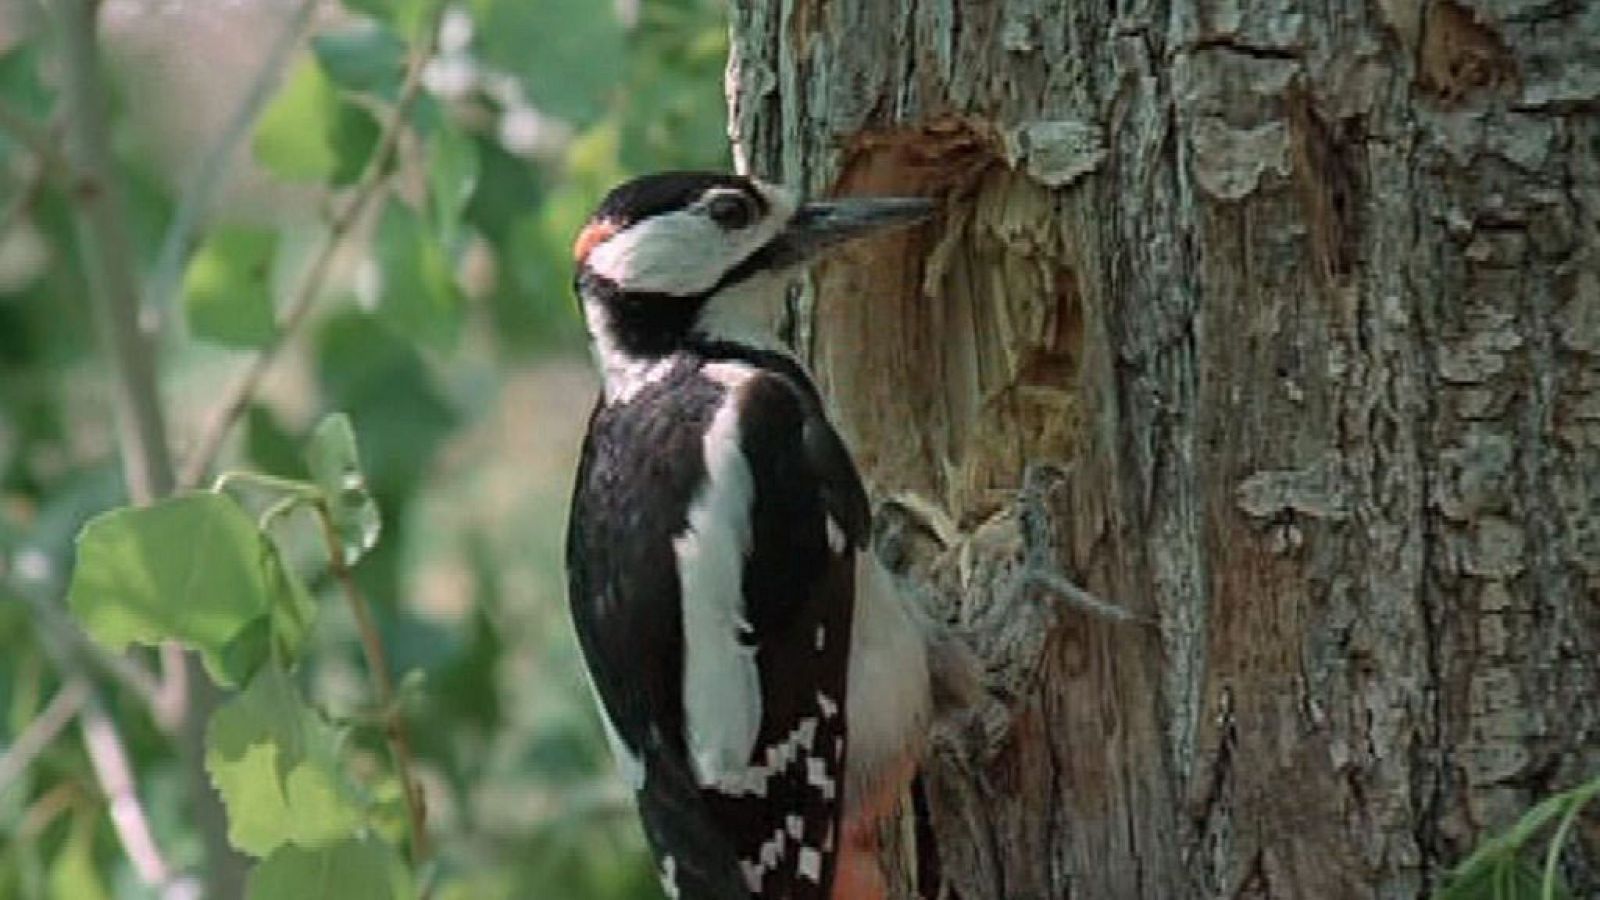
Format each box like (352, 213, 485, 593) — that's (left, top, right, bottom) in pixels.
(729, 1, 1600, 897)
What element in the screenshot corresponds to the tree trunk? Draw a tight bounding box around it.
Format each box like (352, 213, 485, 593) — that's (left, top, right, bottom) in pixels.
(726, 2, 1600, 898)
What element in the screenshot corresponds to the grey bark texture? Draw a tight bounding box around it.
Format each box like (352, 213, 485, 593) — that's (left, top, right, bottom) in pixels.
(726, 1, 1600, 898)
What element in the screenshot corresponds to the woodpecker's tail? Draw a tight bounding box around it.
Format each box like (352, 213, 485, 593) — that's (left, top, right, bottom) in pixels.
(636, 747, 750, 900)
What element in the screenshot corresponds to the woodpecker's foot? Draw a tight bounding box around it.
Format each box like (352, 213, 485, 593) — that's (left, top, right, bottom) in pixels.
(872, 464, 1146, 750)
(1009, 462, 1140, 625)
(870, 496, 983, 719)
(874, 465, 1134, 626)
(871, 491, 957, 581)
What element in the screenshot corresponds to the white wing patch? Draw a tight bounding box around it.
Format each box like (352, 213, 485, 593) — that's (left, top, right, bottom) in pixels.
(676, 365, 763, 789)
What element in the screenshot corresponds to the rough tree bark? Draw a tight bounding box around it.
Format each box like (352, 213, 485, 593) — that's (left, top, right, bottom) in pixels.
(727, 1, 1600, 898)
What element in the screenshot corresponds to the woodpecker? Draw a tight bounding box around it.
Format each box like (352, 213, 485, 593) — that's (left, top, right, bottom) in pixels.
(565, 171, 936, 900)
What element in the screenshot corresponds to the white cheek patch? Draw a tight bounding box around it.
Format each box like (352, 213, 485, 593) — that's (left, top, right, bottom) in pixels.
(587, 210, 725, 295)
(586, 186, 795, 297)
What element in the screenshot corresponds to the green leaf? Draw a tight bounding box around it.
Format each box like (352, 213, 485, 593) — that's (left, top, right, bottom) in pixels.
(306, 414, 381, 566)
(427, 121, 479, 250)
(1436, 854, 1546, 900)
(1502, 792, 1573, 849)
(471, 0, 625, 122)
(371, 198, 461, 346)
(482, 193, 586, 353)
(254, 58, 381, 185)
(206, 665, 368, 857)
(314, 312, 459, 498)
(247, 836, 413, 900)
(1541, 778, 1600, 900)
(464, 136, 542, 243)
(618, 7, 731, 172)
(246, 404, 313, 481)
(313, 24, 407, 98)
(1434, 779, 1600, 900)
(183, 226, 280, 348)
(66, 492, 310, 686)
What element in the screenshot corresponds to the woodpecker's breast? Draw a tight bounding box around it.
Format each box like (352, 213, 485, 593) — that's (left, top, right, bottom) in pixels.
(567, 350, 867, 898)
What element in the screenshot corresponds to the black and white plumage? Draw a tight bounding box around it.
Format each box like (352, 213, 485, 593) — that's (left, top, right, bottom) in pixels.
(564, 172, 935, 899)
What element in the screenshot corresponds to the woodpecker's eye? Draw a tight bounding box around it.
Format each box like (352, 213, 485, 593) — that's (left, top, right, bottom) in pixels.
(706, 193, 758, 230)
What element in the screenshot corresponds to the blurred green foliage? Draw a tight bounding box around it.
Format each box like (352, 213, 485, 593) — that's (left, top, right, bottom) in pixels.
(1432, 775, 1600, 900)
(0, 0, 730, 897)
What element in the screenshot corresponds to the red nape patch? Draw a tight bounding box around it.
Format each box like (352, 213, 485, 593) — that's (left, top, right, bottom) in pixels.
(573, 218, 620, 263)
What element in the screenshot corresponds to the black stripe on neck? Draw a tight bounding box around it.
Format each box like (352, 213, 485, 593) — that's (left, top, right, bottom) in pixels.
(685, 338, 825, 408)
(577, 271, 707, 358)
(575, 237, 794, 359)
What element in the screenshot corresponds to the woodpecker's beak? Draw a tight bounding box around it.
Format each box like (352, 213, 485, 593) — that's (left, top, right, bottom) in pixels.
(771, 196, 935, 265)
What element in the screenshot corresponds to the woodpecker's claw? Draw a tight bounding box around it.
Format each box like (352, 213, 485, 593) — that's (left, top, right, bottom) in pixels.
(875, 465, 1137, 632)
(871, 464, 1143, 741)
(1011, 462, 1140, 625)
(1012, 567, 1135, 623)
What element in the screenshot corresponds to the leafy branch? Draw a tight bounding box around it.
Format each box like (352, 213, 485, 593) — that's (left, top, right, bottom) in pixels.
(217, 415, 430, 865)
(180, 1, 447, 490)
(42, 0, 446, 895)
(314, 498, 431, 864)
(145, 0, 322, 325)
(69, 413, 419, 896)
(49, 0, 243, 892)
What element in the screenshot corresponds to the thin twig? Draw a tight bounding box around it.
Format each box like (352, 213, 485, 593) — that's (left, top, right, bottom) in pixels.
(16, 588, 172, 729)
(313, 505, 431, 864)
(145, 0, 319, 323)
(180, 4, 446, 490)
(0, 678, 90, 795)
(13, 589, 191, 897)
(154, 644, 189, 735)
(212, 469, 322, 498)
(17, 780, 81, 841)
(52, 0, 174, 504)
(79, 698, 202, 900)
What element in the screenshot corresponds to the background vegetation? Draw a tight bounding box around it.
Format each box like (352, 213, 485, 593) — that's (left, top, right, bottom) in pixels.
(0, 0, 727, 896)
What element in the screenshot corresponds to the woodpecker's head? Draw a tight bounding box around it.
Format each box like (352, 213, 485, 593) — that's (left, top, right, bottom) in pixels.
(572, 171, 932, 389)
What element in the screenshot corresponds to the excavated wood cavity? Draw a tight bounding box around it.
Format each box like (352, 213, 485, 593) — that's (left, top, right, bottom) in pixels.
(814, 121, 1086, 522)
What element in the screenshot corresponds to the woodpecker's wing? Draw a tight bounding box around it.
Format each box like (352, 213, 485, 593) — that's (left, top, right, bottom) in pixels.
(566, 359, 865, 899)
